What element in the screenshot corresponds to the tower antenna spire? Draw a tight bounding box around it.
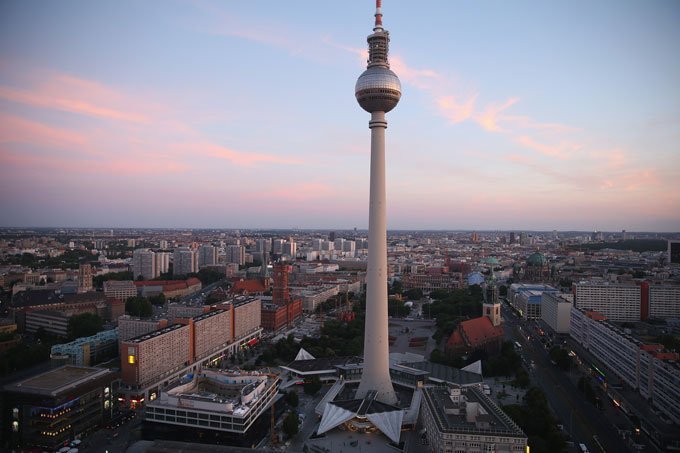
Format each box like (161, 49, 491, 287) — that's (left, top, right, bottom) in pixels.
(374, 0, 383, 30)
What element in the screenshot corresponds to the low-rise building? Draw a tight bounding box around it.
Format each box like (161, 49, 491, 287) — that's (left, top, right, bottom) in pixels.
(103, 280, 137, 301)
(50, 329, 119, 366)
(2, 366, 117, 451)
(420, 385, 527, 453)
(144, 370, 279, 442)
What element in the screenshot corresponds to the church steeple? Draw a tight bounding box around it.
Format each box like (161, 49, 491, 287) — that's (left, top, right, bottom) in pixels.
(483, 258, 502, 327)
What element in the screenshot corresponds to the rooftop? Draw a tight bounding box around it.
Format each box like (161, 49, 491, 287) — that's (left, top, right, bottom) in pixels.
(5, 365, 111, 396)
(423, 386, 525, 437)
(125, 323, 187, 343)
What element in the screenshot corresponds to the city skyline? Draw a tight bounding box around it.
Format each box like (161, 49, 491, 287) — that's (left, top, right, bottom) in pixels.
(1, 1, 679, 231)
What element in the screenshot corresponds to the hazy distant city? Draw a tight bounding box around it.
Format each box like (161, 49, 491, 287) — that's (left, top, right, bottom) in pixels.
(1, 1, 679, 453)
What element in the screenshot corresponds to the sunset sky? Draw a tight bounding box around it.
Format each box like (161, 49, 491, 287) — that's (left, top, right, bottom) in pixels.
(1, 1, 678, 231)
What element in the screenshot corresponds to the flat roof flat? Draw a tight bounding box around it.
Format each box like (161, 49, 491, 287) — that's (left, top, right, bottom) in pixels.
(5, 365, 111, 396)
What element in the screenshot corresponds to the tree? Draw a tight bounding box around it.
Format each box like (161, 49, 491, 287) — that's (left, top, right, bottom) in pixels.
(303, 375, 322, 395)
(389, 280, 403, 295)
(285, 390, 299, 408)
(67, 313, 104, 340)
(282, 412, 299, 438)
(405, 288, 423, 300)
(126, 296, 153, 318)
(148, 293, 166, 306)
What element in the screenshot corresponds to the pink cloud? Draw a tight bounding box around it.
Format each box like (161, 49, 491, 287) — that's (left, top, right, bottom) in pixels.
(436, 94, 478, 123)
(0, 113, 88, 150)
(242, 182, 336, 204)
(514, 135, 582, 159)
(473, 97, 519, 132)
(177, 142, 302, 167)
(0, 150, 189, 176)
(389, 55, 440, 90)
(0, 81, 149, 123)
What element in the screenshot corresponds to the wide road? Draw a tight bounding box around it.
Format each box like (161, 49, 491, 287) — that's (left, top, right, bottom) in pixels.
(502, 305, 633, 453)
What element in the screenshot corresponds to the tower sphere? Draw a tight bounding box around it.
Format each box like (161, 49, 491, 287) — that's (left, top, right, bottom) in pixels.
(355, 66, 401, 113)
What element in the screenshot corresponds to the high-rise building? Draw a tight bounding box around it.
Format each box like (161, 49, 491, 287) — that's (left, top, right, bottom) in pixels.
(132, 249, 156, 280)
(354, 0, 401, 406)
(78, 263, 92, 293)
(282, 240, 296, 257)
(173, 247, 196, 276)
(257, 238, 272, 254)
(669, 240, 680, 265)
(198, 244, 217, 267)
(226, 244, 245, 266)
(154, 252, 170, 276)
(272, 239, 285, 255)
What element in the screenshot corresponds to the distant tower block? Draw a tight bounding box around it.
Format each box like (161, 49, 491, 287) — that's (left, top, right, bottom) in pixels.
(355, 0, 401, 406)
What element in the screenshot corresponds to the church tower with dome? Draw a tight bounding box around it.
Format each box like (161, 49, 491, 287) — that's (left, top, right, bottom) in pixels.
(525, 252, 550, 282)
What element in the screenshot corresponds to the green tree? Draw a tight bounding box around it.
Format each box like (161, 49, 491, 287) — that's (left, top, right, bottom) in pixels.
(149, 293, 166, 306)
(282, 412, 299, 438)
(405, 288, 423, 300)
(93, 271, 133, 289)
(389, 280, 403, 295)
(67, 313, 104, 340)
(285, 390, 299, 408)
(126, 296, 153, 318)
(303, 375, 322, 396)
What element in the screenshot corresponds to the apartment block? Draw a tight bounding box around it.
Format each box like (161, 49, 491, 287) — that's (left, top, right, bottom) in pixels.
(121, 324, 192, 389)
(573, 282, 642, 322)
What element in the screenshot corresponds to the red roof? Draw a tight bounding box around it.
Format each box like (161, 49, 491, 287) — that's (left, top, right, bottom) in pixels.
(459, 316, 504, 347)
(186, 277, 201, 286)
(231, 279, 267, 294)
(446, 329, 465, 348)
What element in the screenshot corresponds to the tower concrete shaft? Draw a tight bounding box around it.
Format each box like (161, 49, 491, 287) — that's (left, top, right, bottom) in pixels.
(355, 111, 397, 405)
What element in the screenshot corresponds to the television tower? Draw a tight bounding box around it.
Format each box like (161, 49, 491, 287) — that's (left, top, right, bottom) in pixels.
(355, 0, 401, 406)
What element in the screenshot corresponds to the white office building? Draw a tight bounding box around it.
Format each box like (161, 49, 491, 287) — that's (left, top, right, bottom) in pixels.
(573, 282, 641, 322)
(541, 292, 573, 334)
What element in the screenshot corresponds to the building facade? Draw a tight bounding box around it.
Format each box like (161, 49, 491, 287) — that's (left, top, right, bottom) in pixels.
(573, 282, 642, 322)
(103, 280, 138, 301)
(570, 307, 680, 426)
(540, 292, 573, 334)
(133, 249, 156, 280)
(173, 248, 197, 276)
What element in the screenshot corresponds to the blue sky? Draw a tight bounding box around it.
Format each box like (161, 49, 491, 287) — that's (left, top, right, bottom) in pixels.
(1, 0, 679, 231)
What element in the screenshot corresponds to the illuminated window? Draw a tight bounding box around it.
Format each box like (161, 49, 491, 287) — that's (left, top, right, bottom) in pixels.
(128, 355, 135, 364)
(104, 387, 110, 395)
(12, 408, 19, 419)
(12, 421, 19, 432)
